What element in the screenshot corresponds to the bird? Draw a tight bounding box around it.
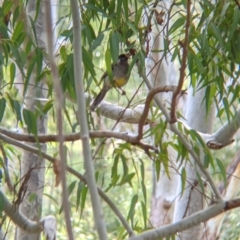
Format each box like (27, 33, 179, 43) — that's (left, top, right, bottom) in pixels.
(90, 54, 130, 111)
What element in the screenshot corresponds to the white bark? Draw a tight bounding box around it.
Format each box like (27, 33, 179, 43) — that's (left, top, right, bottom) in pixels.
(16, 1, 48, 239)
(147, 0, 180, 227)
(173, 87, 215, 240)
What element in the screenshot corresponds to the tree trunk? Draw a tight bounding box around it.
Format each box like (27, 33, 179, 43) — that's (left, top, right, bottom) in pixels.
(173, 87, 215, 240)
(16, 1, 48, 239)
(148, 1, 180, 227)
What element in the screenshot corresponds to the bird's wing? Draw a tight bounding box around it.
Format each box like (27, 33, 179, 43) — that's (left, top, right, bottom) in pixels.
(100, 63, 116, 80)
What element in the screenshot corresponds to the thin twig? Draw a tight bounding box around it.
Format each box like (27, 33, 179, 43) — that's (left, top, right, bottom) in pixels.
(170, 0, 191, 123)
(44, 1, 74, 239)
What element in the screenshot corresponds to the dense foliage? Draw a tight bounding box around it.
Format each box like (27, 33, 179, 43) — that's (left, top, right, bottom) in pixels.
(0, 0, 239, 239)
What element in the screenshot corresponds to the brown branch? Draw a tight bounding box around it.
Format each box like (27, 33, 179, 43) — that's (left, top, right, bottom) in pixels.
(170, 0, 191, 123)
(137, 85, 184, 141)
(0, 127, 157, 153)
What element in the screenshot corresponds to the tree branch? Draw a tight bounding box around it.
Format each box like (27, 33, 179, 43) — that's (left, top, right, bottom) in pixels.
(0, 189, 44, 233)
(70, 0, 108, 238)
(206, 108, 240, 149)
(44, 1, 73, 239)
(0, 132, 134, 237)
(129, 198, 240, 240)
(170, 0, 191, 123)
(138, 65, 222, 200)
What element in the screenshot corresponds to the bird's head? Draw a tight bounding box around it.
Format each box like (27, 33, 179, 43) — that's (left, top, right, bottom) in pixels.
(117, 54, 130, 63)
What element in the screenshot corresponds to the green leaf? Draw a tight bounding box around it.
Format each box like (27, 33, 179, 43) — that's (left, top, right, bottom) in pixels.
(122, 0, 128, 20)
(216, 158, 227, 187)
(229, 6, 240, 40)
(82, 47, 95, 78)
(119, 172, 135, 186)
(109, 32, 120, 62)
(188, 129, 205, 148)
(127, 194, 138, 222)
(0, 98, 6, 123)
(35, 48, 43, 80)
(210, 23, 224, 49)
(12, 21, 24, 43)
(9, 62, 16, 89)
(24, 58, 36, 96)
(111, 154, 120, 186)
(76, 181, 83, 211)
(90, 32, 104, 51)
(155, 158, 161, 181)
(2, 0, 12, 16)
(12, 6, 20, 27)
(120, 154, 128, 176)
(192, 53, 205, 74)
(22, 108, 37, 135)
(127, 21, 138, 35)
(169, 17, 185, 35)
(6, 96, 22, 123)
(42, 100, 53, 114)
(80, 185, 88, 217)
(105, 48, 113, 81)
(180, 167, 186, 196)
(141, 181, 147, 203)
(67, 181, 77, 197)
(141, 201, 147, 229)
(222, 97, 230, 122)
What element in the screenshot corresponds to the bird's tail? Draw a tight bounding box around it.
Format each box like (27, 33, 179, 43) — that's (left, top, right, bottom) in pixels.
(90, 87, 109, 111)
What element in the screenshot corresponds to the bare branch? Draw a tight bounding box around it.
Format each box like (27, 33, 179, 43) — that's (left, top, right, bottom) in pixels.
(44, 1, 73, 238)
(129, 198, 240, 240)
(70, 0, 108, 237)
(170, 0, 191, 123)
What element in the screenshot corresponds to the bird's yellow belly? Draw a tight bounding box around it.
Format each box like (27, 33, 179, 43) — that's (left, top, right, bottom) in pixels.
(114, 77, 127, 88)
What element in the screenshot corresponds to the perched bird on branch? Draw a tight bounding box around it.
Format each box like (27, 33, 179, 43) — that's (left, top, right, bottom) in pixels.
(90, 54, 130, 111)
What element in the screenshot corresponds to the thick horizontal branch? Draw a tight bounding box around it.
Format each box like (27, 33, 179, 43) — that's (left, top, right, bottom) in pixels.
(129, 198, 240, 240)
(0, 127, 157, 152)
(204, 108, 240, 150)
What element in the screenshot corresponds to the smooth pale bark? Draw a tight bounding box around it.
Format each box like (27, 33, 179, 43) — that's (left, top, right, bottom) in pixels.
(16, 1, 48, 239)
(207, 151, 240, 239)
(147, 1, 180, 227)
(173, 87, 215, 240)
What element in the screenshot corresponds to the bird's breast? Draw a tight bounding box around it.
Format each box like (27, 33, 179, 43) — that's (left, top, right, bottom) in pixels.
(114, 77, 128, 87)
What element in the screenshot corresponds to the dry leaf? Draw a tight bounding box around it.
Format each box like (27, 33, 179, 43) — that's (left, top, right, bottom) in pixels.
(155, 10, 165, 25)
(53, 160, 61, 186)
